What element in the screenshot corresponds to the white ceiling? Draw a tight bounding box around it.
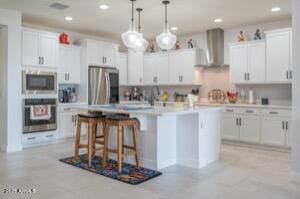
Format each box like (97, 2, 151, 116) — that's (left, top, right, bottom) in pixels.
(0, 0, 292, 40)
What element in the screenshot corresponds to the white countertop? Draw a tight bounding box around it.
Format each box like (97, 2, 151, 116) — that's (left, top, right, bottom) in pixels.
(71, 104, 222, 116)
(198, 102, 292, 109)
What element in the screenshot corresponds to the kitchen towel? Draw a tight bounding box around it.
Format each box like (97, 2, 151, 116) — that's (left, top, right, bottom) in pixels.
(30, 105, 52, 120)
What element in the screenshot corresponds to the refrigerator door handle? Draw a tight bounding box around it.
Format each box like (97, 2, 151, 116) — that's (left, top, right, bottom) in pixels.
(105, 72, 110, 104)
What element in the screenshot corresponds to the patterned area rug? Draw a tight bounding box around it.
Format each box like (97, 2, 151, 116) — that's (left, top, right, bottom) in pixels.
(59, 155, 162, 185)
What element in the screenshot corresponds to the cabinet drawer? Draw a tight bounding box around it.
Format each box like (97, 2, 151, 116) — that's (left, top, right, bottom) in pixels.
(240, 108, 261, 115)
(222, 108, 240, 114)
(261, 109, 291, 117)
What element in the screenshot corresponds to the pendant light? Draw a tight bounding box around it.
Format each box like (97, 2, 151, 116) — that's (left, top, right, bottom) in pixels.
(122, 0, 142, 49)
(134, 8, 149, 53)
(156, 0, 177, 50)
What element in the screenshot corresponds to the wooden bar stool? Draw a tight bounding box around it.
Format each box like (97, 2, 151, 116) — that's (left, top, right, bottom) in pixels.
(74, 113, 105, 166)
(102, 115, 140, 173)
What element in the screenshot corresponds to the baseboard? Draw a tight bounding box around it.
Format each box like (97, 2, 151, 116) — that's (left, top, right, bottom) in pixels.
(157, 158, 176, 170)
(1, 144, 22, 152)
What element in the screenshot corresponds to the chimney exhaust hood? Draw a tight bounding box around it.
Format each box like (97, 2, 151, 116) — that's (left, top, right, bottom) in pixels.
(197, 28, 226, 67)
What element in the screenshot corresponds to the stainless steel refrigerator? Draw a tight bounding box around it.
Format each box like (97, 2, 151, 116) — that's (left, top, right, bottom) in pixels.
(88, 66, 119, 105)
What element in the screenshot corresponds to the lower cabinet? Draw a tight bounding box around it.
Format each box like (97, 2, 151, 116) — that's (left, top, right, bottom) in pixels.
(261, 117, 290, 147)
(221, 108, 291, 148)
(59, 107, 87, 138)
(221, 112, 260, 143)
(221, 113, 240, 140)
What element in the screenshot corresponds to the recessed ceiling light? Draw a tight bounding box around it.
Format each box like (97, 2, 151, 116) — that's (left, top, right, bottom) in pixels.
(171, 26, 178, 31)
(214, 18, 223, 23)
(271, 7, 281, 12)
(65, 16, 73, 21)
(99, 4, 109, 10)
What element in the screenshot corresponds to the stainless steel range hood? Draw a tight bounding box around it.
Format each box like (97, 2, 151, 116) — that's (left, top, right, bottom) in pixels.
(198, 28, 225, 67)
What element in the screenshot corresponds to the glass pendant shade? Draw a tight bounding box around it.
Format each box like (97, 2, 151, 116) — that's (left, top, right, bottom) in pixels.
(156, 28, 176, 50)
(134, 37, 149, 52)
(156, 0, 177, 50)
(122, 24, 143, 49)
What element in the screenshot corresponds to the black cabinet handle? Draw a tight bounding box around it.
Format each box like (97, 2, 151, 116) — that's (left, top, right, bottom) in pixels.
(247, 73, 250, 81)
(239, 118, 242, 126)
(290, 70, 292, 79)
(236, 118, 239, 126)
(286, 71, 289, 79)
(282, 121, 285, 130)
(286, 121, 288, 130)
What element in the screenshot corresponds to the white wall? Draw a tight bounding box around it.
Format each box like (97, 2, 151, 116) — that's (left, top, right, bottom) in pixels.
(0, 26, 8, 148)
(0, 8, 22, 152)
(292, 0, 300, 181)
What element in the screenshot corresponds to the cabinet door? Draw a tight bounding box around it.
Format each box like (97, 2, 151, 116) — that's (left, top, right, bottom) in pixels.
(156, 53, 169, 85)
(230, 45, 248, 83)
(87, 42, 103, 66)
(169, 51, 187, 84)
(60, 112, 75, 137)
(40, 34, 58, 67)
(248, 43, 266, 82)
(68, 47, 81, 84)
(143, 55, 157, 85)
(117, 54, 128, 85)
(128, 50, 143, 85)
(239, 115, 260, 143)
(289, 31, 293, 78)
(266, 31, 290, 82)
(261, 117, 286, 146)
(221, 113, 239, 140)
(58, 46, 69, 83)
(103, 46, 117, 67)
(286, 119, 292, 147)
(22, 30, 40, 66)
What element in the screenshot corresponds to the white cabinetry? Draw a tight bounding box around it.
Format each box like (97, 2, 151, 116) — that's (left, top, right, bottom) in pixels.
(117, 53, 128, 85)
(128, 50, 143, 85)
(22, 29, 58, 68)
(230, 41, 265, 83)
(221, 108, 260, 143)
(58, 45, 81, 84)
(82, 39, 118, 67)
(143, 53, 169, 85)
(221, 107, 291, 148)
(59, 106, 87, 138)
(266, 28, 292, 83)
(169, 49, 201, 85)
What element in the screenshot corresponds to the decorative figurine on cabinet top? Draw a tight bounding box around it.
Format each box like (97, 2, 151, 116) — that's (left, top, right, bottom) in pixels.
(238, 31, 246, 42)
(254, 29, 262, 40)
(149, 42, 155, 53)
(175, 40, 181, 50)
(187, 39, 194, 48)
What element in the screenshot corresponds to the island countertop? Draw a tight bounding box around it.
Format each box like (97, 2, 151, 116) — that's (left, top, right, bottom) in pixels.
(71, 104, 222, 116)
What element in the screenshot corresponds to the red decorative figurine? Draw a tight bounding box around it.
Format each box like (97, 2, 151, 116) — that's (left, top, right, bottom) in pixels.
(59, 32, 69, 44)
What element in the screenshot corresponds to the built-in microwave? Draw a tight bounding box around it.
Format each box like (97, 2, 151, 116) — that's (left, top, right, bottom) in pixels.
(22, 70, 57, 95)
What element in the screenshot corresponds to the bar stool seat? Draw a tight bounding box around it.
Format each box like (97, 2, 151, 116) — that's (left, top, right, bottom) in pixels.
(74, 113, 105, 166)
(102, 117, 140, 173)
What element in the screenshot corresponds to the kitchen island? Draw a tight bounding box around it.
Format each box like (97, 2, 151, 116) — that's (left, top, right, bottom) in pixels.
(73, 104, 222, 170)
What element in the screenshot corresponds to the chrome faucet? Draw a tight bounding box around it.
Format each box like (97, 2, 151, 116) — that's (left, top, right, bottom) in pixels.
(149, 86, 160, 106)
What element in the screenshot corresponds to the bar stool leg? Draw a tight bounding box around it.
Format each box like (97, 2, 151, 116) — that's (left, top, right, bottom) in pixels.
(117, 125, 123, 173)
(74, 120, 82, 160)
(102, 124, 109, 167)
(92, 122, 97, 156)
(132, 125, 140, 168)
(88, 121, 93, 166)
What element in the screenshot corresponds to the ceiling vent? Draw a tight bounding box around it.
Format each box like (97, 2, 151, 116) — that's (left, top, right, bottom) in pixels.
(48, 2, 70, 10)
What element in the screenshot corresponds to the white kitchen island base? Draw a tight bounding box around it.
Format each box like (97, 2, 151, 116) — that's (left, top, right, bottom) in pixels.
(75, 105, 221, 170)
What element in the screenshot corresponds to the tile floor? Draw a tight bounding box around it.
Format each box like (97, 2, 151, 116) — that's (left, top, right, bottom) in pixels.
(0, 141, 299, 199)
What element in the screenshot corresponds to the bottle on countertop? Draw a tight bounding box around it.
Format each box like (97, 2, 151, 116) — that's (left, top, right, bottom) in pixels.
(249, 89, 254, 104)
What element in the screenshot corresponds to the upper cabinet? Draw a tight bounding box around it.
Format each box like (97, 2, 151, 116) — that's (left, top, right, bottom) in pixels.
(266, 28, 292, 83)
(22, 29, 58, 68)
(80, 39, 119, 67)
(58, 45, 81, 84)
(230, 41, 266, 83)
(169, 49, 201, 85)
(143, 53, 169, 85)
(229, 28, 292, 84)
(117, 53, 128, 85)
(127, 50, 143, 86)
